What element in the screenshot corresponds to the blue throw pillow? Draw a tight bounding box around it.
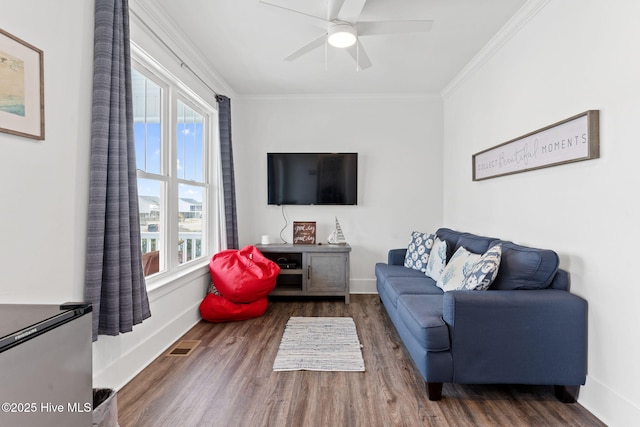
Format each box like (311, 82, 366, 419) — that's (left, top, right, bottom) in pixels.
(425, 237, 447, 281)
(403, 231, 435, 272)
(462, 244, 502, 290)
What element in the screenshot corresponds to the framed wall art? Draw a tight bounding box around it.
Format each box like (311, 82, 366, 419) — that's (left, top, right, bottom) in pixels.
(473, 110, 599, 181)
(0, 28, 44, 140)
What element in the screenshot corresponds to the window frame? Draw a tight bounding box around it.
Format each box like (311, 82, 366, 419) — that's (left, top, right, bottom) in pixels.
(132, 50, 219, 289)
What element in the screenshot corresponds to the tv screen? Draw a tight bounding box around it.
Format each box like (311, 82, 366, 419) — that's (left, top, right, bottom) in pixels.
(267, 153, 358, 205)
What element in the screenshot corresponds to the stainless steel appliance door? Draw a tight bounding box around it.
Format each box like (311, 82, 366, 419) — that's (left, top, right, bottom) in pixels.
(0, 310, 92, 427)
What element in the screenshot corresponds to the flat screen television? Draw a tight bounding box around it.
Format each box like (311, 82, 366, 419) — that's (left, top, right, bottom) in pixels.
(267, 152, 358, 205)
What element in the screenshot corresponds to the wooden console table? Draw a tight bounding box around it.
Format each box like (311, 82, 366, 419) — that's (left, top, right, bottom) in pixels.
(256, 243, 351, 303)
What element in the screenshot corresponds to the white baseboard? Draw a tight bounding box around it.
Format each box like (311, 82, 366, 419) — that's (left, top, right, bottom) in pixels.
(350, 278, 377, 294)
(92, 301, 202, 391)
(578, 374, 640, 427)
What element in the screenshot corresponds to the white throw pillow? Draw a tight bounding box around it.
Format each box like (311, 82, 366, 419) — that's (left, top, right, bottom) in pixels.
(425, 237, 448, 281)
(437, 246, 481, 291)
(403, 231, 435, 272)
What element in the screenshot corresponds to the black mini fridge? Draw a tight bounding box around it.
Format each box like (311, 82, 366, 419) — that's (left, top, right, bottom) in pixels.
(0, 303, 92, 427)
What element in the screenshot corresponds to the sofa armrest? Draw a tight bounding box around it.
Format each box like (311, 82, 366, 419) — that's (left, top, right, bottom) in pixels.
(388, 248, 407, 265)
(442, 289, 587, 385)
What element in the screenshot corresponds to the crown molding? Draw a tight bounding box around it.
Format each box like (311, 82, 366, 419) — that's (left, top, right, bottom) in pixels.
(440, 0, 550, 100)
(234, 93, 442, 104)
(129, 0, 235, 98)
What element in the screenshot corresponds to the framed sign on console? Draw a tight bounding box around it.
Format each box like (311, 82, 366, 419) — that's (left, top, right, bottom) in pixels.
(472, 110, 599, 181)
(293, 221, 316, 245)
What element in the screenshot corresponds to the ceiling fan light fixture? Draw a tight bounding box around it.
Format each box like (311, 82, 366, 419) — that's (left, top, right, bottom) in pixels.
(328, 24, 357, 48)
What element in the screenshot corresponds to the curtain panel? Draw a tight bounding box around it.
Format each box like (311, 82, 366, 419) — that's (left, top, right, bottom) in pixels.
(216, 95, 239, 249)
(85, 0, 151, 341)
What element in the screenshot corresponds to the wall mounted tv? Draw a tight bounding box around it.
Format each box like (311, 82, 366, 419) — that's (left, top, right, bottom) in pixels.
(267, 152, 358, 205)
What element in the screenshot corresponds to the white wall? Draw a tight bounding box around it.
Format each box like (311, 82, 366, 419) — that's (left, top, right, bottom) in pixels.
(442, 1, 640, 425)
(233, 95, 443, 292)
(0, 0, 93, 303)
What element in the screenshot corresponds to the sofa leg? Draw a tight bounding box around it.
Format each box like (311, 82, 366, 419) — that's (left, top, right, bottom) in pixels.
(426, 382, 443, 401)
(554, 385, 580, 403)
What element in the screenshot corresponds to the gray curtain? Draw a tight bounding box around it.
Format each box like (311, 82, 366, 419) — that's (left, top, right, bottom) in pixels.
(85, 0, 151, 341)
(216, 95, 239, 249)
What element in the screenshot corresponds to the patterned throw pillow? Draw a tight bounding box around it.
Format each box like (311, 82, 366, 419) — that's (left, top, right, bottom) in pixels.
(403, 231, 435, 272)
(436, 246, 482, 291)
(425, 237, 448, 281)
(462, 244, 502, 291)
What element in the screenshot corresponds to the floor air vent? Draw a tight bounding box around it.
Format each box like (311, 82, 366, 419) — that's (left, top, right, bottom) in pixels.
(167, 340, 201, 357)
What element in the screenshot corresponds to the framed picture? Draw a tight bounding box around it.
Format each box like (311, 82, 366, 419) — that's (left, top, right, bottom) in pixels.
(0, 28, 44, 140)
(472, 110, 599, 181)
(293, 221, 316, 245)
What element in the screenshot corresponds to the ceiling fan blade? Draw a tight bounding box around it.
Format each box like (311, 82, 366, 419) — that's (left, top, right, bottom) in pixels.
(337, 0, 368, 23)
(327, 0, 346, 20)
(357, 20, 434, 36)
(284, 33, 327, 61)
(259, 1, 330, 28)
(346, 40, 372, 70)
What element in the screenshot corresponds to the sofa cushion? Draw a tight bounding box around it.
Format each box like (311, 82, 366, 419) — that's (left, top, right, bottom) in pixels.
(384, 277, 442, 308)
(436, 228, 499, 261)
(425, 237, 447, 281)
(388, 248, 408, 266)
(437, 247, 481, 291)
(397, 295, 449, 351)
(462, 244, 502, 290)
(375, 263, 427, 281)
(455, 233, 499, 256)
(403, 231, 435, 272)
(490, 241, 559, 290)
(376, 263, 431, 305)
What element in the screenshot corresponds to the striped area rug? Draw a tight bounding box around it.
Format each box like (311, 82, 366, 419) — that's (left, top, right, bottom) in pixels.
(273, 317, 365, 372)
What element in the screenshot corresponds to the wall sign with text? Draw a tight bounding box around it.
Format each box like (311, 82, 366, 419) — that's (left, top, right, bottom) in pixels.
(293, 221, 316, 245)
(472, 110, 599, 181)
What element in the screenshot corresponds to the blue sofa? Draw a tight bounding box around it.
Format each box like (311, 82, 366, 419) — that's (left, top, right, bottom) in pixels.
(375, 228, 587, 402)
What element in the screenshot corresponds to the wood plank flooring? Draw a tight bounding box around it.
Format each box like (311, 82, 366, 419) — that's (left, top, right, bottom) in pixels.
(117, 295, 605, 427)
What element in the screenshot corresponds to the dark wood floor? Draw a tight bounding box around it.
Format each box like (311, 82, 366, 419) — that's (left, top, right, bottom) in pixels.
(117, 295, 604, 427)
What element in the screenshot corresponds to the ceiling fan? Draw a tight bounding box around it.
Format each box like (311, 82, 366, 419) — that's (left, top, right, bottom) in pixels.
(259, 0, 433, 70)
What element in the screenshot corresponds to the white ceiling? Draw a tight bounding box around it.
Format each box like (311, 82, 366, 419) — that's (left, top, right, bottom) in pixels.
(141, 0, 527, 96)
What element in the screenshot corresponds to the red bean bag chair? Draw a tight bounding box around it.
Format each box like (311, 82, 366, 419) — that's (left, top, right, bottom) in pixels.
(209, 245, 280, 303)
(199, 292, 268, 323)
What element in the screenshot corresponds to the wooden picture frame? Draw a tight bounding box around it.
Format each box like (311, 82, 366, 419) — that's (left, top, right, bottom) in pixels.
(0, 28, 44, 140)
(293, 221, 316, 245)
(473, 110, 599, 181)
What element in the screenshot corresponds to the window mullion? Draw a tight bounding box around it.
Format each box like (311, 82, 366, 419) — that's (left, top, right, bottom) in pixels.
(166, 87, 180, 271)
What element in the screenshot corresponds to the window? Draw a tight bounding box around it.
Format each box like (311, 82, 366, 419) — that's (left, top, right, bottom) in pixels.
(132, 59, 217, 279)
(176, 99, 206, 264)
